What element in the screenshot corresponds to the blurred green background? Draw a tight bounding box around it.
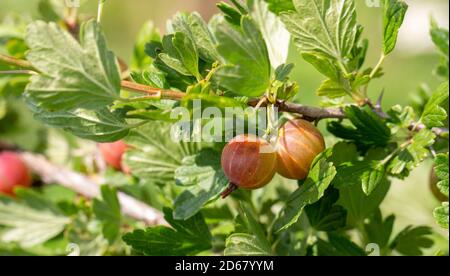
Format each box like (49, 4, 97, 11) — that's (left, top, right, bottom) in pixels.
(0, 0, 449, 253)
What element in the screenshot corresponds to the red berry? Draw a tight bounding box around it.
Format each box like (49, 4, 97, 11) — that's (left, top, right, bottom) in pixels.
(276, 119, 325, 180)
(221, 134, 277, 193)
(99, 141, 128, 171)
(0, 151, 32, 196)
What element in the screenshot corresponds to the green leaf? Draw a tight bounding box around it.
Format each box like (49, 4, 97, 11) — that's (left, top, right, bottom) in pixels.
(305, 188, 347, 231)
(430, 19, 449, 57)
(387, 105, 416, 130)
(248, 0, 290, 68)
(131, 21, 161, 71)
(434, 153, 449, 197)
(361, 162, 386, 196)
(170, 12, 219, 63)
(25, 20, 121, 111)
(382, 0, 408, 55)
(316, 232, 366, 256)
(363, 209, 395, 249)
(158, 54, 191, 76)
(317, 78, 347, 98)
(388, 129, 435, 176)
(116, 99, 178, 123)
(172, 32, 200, 79)
(390, 226, 433, 256)
(338, 177, 390, 226)
(124, 122, 199, 185)
(225, 203, 272, 256)
(173, 149, 229, 220)
(264, 0, 295, 15)
(182, 84, 246, 111)
(420, 81, 449, 128)
(430, 19, 449, 78)
(302, 52, 339, 81)
(328, 106, 391, 151)
(130, 66, 169, 89)
(38, 0, 64, 22)
(224, 233, 271, 256)
(327, 142, 359, 166)
(217, 3, 243, 26)
(28, 101, 131, 143)
(274, 152, 337, 232)
(281, 0, 358, 63)
(213, 15, 271, 97)
(347, 26, 368, 71)
(93, 185, 122, 244)
(274, 63, 294, 81)
(434, 203, 449, 229)
(122, 208, 212, 256)
(0, 192, 70, 248)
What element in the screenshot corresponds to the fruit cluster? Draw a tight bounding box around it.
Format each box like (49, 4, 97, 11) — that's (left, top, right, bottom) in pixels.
(221, 119, 326, 194)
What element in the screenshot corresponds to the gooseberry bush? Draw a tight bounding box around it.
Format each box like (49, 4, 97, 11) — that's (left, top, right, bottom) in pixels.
(0, 0, 448, 256)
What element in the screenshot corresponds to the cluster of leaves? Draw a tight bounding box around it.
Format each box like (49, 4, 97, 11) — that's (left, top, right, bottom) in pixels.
(0, 0, 448, 256)
(0, 185, 131, 256)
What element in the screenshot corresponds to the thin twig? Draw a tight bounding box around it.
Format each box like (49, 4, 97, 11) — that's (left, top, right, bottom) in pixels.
(97, 0, 106, 23)
(0, 54, 34, 70)
(370, 54, 386, 79)
(0, 70, 38, 75)
(248, 99, 346, 121)
(121, 80, 186, 100)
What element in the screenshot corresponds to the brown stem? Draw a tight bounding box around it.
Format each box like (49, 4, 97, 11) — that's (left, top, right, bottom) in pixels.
(221, 183, 239, 199)
(0, 54, 34, 70)
(248, 98, 346, 121)
(121, 80, 186, 100)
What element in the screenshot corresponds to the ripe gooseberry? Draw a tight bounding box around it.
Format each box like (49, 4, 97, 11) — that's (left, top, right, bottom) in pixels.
(99, 141, 130, 173)
(276, 119, 325, 180)
(221, 134, 277, 197)
(0, 151, 32, 196)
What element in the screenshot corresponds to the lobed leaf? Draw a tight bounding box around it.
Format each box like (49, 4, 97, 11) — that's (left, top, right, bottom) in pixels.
(122, 208, 211, 256)
(388, 129, 435, 176)
(173, 149, 229, 220)
(93, 185, 122, 244)
(213, 15, 271, 97)
(434, 203, 449, 229)
(248, 0, 291, 68)
(420, 81, 449, 128)
(434, 153, 449, 197)
(0, 191, 70, 248)
(274, 151, 337, 232)
(382, 0, 408, 55)
(390, 226, 433, 256)
(281, 0, 358, 63)
(25, 20, 121, 111)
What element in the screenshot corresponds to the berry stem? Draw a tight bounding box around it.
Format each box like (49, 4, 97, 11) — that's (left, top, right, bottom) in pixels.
(221, 183, 238, 199)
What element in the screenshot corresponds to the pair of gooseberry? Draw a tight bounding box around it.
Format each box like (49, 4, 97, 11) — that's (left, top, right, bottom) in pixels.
(221, 119, 325, 197)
